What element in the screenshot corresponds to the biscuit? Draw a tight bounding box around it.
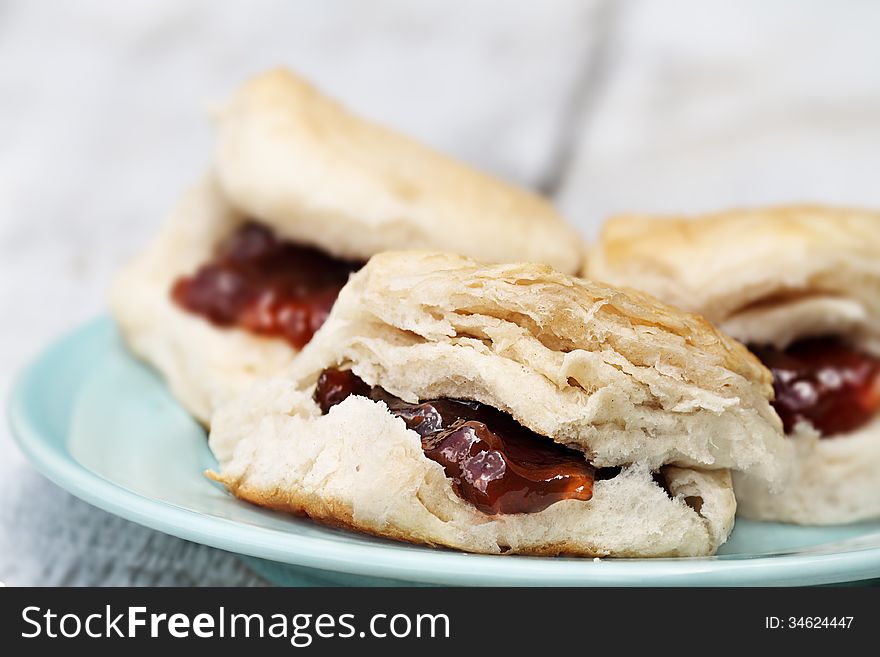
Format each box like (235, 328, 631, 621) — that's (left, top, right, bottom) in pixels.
(208, 252, 790, 556)
(588, 206, 880, 523)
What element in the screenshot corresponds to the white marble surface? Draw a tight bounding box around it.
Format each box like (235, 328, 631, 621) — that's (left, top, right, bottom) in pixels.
(2, 0, 879, 585)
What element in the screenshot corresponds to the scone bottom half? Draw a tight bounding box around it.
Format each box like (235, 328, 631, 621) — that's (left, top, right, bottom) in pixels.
(205, 251, 795, 557)
(207, 365, 736, 558)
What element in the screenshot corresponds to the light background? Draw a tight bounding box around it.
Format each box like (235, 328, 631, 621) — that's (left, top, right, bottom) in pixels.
(2, 0, 879, 584)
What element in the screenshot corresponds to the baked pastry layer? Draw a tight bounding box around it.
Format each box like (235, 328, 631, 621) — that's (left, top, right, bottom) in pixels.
(587, 205, 880, 524)
(587, 205, 880, 339)
(215, 68, 583, 272)
(208, 252, 790, 556)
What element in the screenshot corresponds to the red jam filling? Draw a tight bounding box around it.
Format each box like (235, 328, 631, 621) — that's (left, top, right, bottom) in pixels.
(750, 338, 880, 437)
(171, 222, 363, 349)
(314, 369, 596, 514)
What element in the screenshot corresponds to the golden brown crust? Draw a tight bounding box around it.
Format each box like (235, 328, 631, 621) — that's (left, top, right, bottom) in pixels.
(300, 250, 776, 411)
(208, 472, 451, 552)
(588, 205, 880, 324)
(214, 467, 735, 557)
(215, 472, 610, 556)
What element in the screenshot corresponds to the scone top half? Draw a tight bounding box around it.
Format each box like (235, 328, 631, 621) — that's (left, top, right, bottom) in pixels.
(111, 69, 581, 423)
(216, 69, 582, 270)
(209, 252, 789, 557)
(588, 206, 880, 347)
(588, 206, 880, 523)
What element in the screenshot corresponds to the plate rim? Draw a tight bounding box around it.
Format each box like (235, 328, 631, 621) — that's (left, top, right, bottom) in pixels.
(8, 317, 880, 586)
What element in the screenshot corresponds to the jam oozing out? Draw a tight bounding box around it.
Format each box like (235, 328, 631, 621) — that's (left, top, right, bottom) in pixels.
(750, 337, 880, 437)
(172, 222, 363, 349)
(313, 369, 596, 514)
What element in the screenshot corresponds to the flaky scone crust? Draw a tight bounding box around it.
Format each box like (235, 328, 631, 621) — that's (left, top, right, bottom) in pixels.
(215, 68, 583, 272)
(587, 205, 880, 325)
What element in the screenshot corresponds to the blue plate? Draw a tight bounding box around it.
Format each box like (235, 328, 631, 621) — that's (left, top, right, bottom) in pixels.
(9, 318, 880, 586)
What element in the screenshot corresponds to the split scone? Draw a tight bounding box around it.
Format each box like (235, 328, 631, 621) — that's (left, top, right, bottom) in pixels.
(208, 252, 789, 557)
(111, 69, 582, 424)
(588, 205, 880, 524)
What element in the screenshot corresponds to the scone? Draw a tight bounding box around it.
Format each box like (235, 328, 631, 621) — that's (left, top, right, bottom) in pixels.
(588, 205, 880, 524)
(208, 252, 789, 557)
(111, 69, 583, 424)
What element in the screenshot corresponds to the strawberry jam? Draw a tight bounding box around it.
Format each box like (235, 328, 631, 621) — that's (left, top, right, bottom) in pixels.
(750, 338, 880, 436)
(313, 369, 596, 514)
(172, 222, 362, 349)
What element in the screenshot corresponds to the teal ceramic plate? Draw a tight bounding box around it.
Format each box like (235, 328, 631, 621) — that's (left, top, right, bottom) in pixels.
(9, 318, 880, 586)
